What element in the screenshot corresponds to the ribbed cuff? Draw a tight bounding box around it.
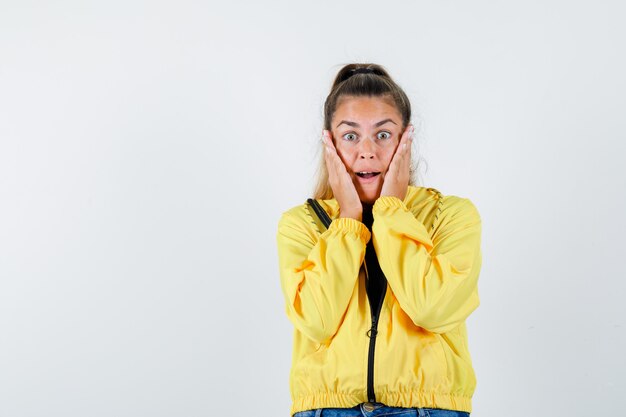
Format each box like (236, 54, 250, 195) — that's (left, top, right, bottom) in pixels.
(327, 217, 371, 243)
(373, 196, 409, 212)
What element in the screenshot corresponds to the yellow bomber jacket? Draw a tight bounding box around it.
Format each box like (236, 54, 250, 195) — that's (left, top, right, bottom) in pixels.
(276, 186, 482, 415)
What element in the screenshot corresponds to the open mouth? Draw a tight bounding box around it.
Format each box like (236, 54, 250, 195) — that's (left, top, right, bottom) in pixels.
(355, 171, 381, 179)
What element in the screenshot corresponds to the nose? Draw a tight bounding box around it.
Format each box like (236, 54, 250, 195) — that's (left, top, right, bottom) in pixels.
(358, 137, 375, 160)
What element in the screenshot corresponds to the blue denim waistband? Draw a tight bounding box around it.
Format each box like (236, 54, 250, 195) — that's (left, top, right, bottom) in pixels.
(292, 402, 470, 417)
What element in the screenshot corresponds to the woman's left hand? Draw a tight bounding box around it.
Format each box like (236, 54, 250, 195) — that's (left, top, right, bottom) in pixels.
(380, 124, 414, 201)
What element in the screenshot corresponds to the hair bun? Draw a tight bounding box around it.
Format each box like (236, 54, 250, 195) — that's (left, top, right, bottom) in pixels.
(351, 67, 377, 75)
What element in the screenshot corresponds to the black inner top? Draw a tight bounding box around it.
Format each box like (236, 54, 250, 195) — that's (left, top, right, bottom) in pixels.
(361, 206, 386, 315)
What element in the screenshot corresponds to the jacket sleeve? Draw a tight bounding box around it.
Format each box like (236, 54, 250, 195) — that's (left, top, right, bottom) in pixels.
(371, 195, 482, 334)
(276, 210, 371, 344)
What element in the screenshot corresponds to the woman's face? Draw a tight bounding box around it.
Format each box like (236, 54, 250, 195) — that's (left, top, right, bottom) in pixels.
(330, 95, 404, 205)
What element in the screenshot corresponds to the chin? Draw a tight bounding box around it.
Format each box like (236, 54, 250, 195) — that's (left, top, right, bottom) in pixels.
(358, 194, 379, 206)
(356, 188, 381, 206)
(354, 177, 383, 206)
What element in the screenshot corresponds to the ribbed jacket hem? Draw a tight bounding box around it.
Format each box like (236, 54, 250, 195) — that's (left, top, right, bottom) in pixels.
(290, 391, 472, 415)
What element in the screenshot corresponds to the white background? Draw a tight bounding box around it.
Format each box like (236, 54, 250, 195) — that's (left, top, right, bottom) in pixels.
(1, 1, 625, 416)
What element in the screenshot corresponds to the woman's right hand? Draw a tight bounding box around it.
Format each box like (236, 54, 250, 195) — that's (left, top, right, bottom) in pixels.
(322, 130, 363, 221)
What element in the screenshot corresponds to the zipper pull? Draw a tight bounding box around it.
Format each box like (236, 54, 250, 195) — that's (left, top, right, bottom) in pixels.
(366, 322, 378, 338)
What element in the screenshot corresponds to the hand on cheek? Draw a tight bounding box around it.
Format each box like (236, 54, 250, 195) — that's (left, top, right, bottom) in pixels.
(322, 130, 363, 220)
(380, 124, 414, 201)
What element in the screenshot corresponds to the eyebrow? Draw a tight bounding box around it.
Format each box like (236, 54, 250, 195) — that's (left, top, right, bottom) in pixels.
(335, 118, 397, 128)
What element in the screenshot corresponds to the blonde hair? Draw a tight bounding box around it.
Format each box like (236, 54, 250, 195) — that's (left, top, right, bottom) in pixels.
(313, 63, 420, 200)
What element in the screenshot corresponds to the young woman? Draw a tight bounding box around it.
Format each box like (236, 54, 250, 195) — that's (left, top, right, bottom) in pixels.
(276, 63, 482, 417)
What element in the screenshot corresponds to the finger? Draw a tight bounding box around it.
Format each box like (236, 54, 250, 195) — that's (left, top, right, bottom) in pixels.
(323, 132, 346, 172)
(397, 129, 412, 170)
(323, 132, 358, 202)
(398, 127, 413, 177)
(388, 133, 407, 169)
(323, 130, 339, 154)
(401, 124, 414, 151)
(399, 125, 414, 163)
(386, 126, 412, 177)
(322, 131, 336, 158)
(323, 132, 349, 189)
(322, 133, 336, 179)
(323, 131, 338, 162)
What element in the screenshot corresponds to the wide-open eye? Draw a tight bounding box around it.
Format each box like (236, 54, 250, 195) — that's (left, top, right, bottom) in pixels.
(342, 133, 357, 141)
(377, 131, 392, 140)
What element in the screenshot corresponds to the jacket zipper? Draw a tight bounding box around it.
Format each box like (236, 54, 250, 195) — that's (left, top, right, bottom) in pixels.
(365, 263, 387, 403)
